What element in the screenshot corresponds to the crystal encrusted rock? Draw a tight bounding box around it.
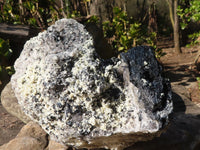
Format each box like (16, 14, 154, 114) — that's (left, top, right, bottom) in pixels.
(11, 19, 173, 149)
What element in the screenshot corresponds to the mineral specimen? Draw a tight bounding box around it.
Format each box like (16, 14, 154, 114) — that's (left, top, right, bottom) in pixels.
(11, 19, 173, 150)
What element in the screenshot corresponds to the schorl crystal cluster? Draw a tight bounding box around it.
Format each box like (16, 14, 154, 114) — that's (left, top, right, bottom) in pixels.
(11, 19, 173, 149)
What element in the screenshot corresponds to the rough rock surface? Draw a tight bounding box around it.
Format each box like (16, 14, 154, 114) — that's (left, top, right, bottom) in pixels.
(1, 82, 31, 123)
(0, 121, 48, 150)
(11, 18, 173, 149)
(47, 140, 68, 150)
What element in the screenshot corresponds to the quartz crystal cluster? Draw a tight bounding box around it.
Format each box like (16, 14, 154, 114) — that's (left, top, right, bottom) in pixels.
(11, 19, 173, 149)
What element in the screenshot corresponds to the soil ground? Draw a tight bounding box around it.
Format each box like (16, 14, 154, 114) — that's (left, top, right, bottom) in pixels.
(0, 41, 200, 146)
(161, 44, 200, 104)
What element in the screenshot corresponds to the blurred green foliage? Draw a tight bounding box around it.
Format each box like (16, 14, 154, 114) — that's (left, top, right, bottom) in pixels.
(86, 15, 99, 24)
(178, 0, 200, 89)
(0, 38, 12, 59)
(177, 0, 200, 46)
(146, 32, 166, 59)
(0, 1, 164, 59)
(0, 38, 14, 79)
(0, 0, 80, 29)
(0, 0, 20, 24)
(102, 7, 142, 52)
(102, 7, 165, 59)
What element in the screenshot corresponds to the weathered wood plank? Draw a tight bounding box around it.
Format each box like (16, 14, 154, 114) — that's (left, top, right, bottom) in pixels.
(0, 23, 29, 36)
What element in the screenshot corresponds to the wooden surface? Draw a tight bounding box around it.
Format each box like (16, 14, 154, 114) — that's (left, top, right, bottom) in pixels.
(0, 23, 29, 36)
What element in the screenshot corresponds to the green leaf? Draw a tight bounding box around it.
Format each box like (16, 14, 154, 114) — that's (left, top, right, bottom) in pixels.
(5, 66, 15, 75)
(118, 47, 124, 51)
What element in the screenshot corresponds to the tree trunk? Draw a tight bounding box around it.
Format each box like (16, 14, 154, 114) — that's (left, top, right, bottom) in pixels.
(166, 0, 174, 28)
(174, 0, 182, 54)
(88, 0, 114, 22)
(19, 0, 24, 23)
(148, 2, 158, 34)
(60, 0, 67, 18)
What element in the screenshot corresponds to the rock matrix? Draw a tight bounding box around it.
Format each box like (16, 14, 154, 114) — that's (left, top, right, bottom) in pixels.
(11, 19, 173, 149)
